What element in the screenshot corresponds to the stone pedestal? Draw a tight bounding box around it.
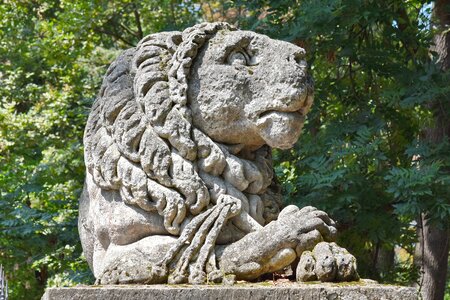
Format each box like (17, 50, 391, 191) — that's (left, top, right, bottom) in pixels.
(42, 281, 418, 300)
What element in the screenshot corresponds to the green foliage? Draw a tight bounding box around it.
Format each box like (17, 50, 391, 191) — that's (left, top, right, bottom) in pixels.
(0, 1, 98, 298)
(1, 0, 449, 299)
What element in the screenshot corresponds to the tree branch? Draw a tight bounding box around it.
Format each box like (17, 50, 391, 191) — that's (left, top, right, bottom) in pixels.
(94, 28, 135, 47)
(118, 22, 138, 38)
(133, 5, 143, 39)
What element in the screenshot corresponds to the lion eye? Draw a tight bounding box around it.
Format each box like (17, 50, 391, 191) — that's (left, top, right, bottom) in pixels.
(227, 51, 248, 66)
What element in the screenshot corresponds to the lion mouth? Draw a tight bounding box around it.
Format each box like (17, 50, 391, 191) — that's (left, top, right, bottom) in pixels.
(253, 89, 313, 149)
(258, 108, 305, 120)
(256, 89, 313, 121)
(256, 110, 305, 129)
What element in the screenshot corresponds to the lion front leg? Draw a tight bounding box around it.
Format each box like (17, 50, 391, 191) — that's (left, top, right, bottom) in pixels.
(217, 205, 358, 282)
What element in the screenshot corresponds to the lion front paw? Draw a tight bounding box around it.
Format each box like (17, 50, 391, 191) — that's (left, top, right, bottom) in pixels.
(296, 242, 359, 282)
(278, 205, 338, 252)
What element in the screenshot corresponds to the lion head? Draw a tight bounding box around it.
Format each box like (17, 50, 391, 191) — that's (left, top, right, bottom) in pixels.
(84, 22, 313, 238)
(188, 26, 313, 150)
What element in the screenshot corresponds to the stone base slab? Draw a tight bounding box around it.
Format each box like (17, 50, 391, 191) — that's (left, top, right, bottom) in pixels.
(42, 280, 418, 300)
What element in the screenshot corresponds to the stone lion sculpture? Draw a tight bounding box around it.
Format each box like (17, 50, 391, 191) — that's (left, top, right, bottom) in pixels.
(79, 22, 358, 285)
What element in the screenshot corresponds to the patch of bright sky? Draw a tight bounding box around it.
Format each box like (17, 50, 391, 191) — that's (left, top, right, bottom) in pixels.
(391, 2, 433, 30)
(418, 2, 433, 29)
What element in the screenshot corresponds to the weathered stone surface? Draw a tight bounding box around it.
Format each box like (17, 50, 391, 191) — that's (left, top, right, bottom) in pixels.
(79, 21, 358, 285)
(297, 242, 359, 283)
(42, 282, 418, 300)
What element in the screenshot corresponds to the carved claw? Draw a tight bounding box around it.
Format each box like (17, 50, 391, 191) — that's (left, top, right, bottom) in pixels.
(278, 205, 338, 245)
(207, 270, 223, 283)
(296, 242, 359, 283)
(189, 268, 207, 285)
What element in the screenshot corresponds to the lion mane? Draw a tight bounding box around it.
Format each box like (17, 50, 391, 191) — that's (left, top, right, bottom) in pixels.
(84, 22, 281, 236)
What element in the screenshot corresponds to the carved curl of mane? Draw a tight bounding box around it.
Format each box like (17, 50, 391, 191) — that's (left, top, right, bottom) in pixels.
(84, 23, 280, 236)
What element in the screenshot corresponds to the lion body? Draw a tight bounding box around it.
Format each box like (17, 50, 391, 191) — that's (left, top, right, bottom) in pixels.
(79, 23, 319, 284)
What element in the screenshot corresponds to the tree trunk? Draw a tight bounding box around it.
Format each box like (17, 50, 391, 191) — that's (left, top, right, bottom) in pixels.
(416, 214, 449, 300)
(418, 1, 450, 299)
